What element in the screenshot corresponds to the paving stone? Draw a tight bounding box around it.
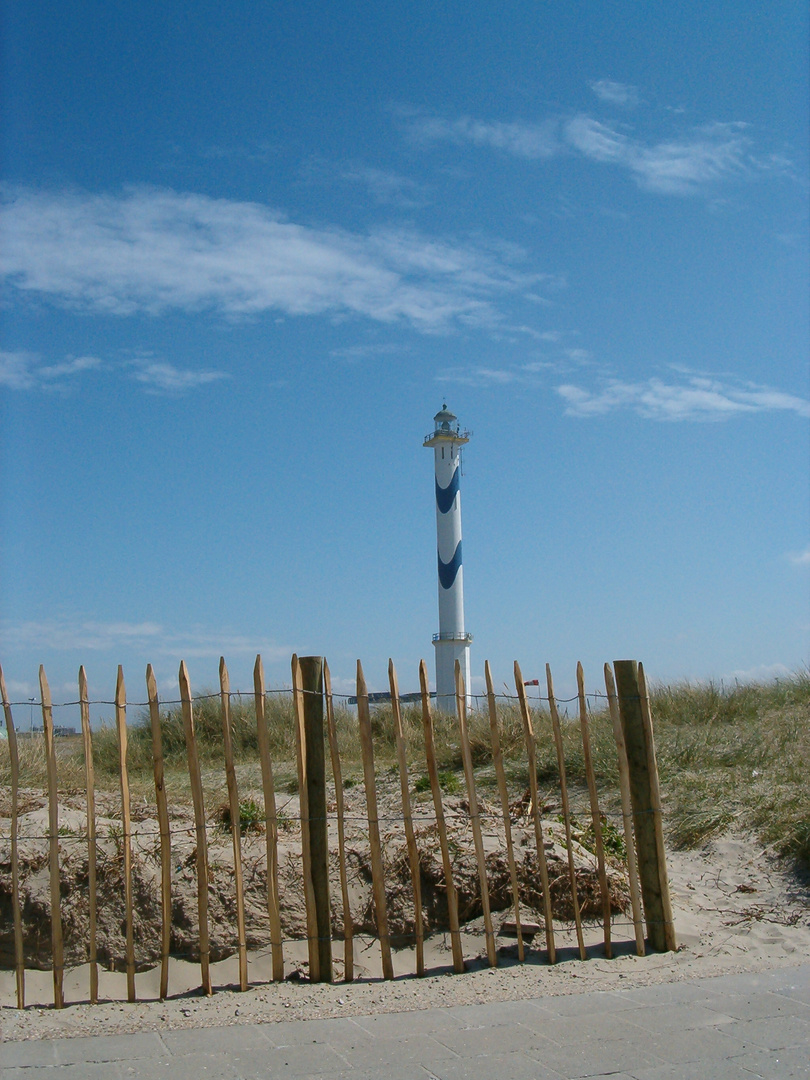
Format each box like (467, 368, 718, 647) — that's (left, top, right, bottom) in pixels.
(428, 1050, 567, 1080)
(117, 1053, 241, 1079)
(159, 1023, 273, 1054)
(350, 1006, 466, 1037)
(525, 1012, 646, 1045)
(703, 991, 810, 1021)
(719, 1014, 810, 1051)
(525, 1038, 661, 1078)
(733, 1044, 810, 1078)
(620, 1001, 737, 1031)
(259, 1015, 371, 1049)
(431, 1020, 552, 1058)
(536, 990, 648, 1017)
(214, 1042, 350, 1079)
(617, 981, 720, 1006)
(334, 1032, 458, 1072)
(639, 1025, 754, 1064)
(631, 1061, 758, 1080)
(3, 1065, 122, 1080)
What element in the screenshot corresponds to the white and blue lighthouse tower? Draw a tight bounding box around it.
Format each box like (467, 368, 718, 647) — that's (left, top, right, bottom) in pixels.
(424, 405, 472, 712)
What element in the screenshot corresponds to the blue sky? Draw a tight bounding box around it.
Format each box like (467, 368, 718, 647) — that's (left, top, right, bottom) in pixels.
(1, 1, 808, 715)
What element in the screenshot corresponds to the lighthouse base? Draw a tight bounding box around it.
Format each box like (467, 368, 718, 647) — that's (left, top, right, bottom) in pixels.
(433, 635, 472, 714)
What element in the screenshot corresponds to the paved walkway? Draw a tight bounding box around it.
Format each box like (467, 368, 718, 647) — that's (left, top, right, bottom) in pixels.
(3, 964, 809, 1079)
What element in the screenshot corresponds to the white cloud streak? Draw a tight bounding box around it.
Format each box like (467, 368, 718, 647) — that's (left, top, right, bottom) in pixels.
(131, 361, 229, 394)
(590, 80, 640, 107)
(407, 115, 561, 159)
(788, 546, 810, 567)
(1, 618, 290, 664)
(556, 376, 810, 421)
(565, 117, 753, 194)
(0, 350, 102, 390)
(408, 106, 772, 195)
(0, 186, 537, 331)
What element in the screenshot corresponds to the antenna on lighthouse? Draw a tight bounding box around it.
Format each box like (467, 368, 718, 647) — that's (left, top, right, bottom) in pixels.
(424, 404, 472, 712)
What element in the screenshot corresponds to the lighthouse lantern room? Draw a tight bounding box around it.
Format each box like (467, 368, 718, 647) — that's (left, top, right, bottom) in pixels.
(424, 405, 472, 712)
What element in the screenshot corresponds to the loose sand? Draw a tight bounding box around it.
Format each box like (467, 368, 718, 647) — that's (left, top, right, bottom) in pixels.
(2, 827, 808, 1043)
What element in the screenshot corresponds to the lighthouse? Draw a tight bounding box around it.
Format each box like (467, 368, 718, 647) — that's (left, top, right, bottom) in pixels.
(424, 405, 472, 712)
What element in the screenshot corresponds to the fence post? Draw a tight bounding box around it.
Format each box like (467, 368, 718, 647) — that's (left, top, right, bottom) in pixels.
(298, 656, 333, 982)
(613, 660, 676, 952)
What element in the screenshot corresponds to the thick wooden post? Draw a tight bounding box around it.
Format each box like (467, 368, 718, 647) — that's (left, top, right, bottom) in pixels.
(604, 664, 645, 956)
(613, 660, 676, 952)
(299, 656, 332, 983)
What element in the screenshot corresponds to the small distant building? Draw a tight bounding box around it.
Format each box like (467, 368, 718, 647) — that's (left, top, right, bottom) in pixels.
(424, 405, 472, 712)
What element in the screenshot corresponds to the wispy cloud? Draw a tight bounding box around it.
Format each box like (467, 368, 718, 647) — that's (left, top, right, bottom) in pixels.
(565, 116, 753, 194)
(788, 546, 810, 567)
(590, 80, 640, 108)
(0, 186, 540, 332)
(436, 365, 518, 387)
(339, 165, 427, 208)
(557, 375, 810, 421)
(406, 103, 777, 196)
(1, 617, 290, 664)
(407, 114, 561, 159)
(5, 619, 165, 653)
(0, 350, 101, 390)
(726, 662, 795, 683)
(130, 360, 229, 394)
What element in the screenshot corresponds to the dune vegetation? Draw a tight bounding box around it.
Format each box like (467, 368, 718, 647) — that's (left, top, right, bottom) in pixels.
(4, 672, 808, 869)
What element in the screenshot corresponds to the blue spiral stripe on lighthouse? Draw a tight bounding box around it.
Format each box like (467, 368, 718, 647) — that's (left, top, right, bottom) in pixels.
(435, 466, 460, 514)
(438, 541, 462, 589)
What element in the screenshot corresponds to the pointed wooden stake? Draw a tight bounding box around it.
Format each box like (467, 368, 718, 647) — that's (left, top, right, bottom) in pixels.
(220, 658, 248, 991)
(389, 659, 425, 975)
(514, 661, 556, 963)
(40, 666, 65, 1007)
(115, 667, 137, 1000)
(419, 660, 464, 973)
(456, 662, 497, 967)
(254, 654, 284, 981)
(179, 661, 212, 995)
(78, 667, 98, 1001)
(604, 664, 645, 956)
(324, 660, 353, 982)
(356, 660, 393, 980)
(485, 661, 524, 962)
(146, 664, 173, 999)
(547, 664, 586, 960)
(577, 663, 612, 958)
(292, 654, 321, 983)
(0, 666, 25, 1008)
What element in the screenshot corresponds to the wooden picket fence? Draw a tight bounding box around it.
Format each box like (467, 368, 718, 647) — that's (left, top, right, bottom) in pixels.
(0, 656, 676, 1009)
